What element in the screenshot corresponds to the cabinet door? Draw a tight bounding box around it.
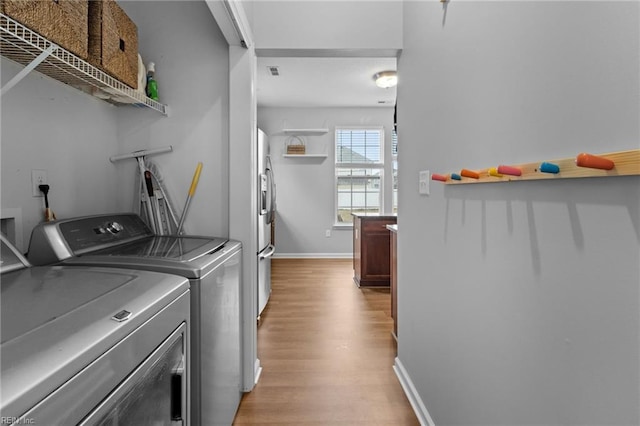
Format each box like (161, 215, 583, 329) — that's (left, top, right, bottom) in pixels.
(362, 229, 392, 281)
(390, 231, 398, 339)
(353, 216, 362, 279)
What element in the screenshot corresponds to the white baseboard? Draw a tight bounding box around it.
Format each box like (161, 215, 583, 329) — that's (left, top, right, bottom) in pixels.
(394, 357, 435, 426)
(272, 253, 352, 259)
(254, 358, 263, 385)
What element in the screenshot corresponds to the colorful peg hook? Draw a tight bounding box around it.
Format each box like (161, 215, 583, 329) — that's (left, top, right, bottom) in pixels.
(575, 153, 615, 170)
(438, 149, 637, 185)
(432, 173, 448, 182)
(488, 167, 503, 177)
(497, 165, 522, 176)
(539, 162, 560, 174)
(460, 169, 480, 179)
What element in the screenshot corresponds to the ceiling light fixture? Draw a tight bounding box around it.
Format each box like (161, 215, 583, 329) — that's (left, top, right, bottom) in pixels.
(373, 70, 397, 88)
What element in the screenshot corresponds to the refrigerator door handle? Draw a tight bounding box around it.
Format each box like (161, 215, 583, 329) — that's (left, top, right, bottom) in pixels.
(266, 155, 276, 216)
(265, 168, 275, 224)
(259, 174, 268, 215)
(258, 244, 275, 260)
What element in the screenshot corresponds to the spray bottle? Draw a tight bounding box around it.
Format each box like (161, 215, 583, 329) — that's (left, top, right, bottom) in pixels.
(146, 62, 159, 101)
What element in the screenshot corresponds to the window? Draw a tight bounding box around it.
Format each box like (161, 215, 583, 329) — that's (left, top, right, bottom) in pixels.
(335, 128, 384, 224)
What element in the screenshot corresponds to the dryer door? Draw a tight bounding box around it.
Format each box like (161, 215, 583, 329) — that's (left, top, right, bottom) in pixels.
(79, 324, 188, 426)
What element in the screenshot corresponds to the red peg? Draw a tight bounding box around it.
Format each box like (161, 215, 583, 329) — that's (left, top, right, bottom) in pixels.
(460, 169, 480, 179)
(497, 165, 522, 176)
(432, 173, 448, 182)
(575, 153, 614, 170)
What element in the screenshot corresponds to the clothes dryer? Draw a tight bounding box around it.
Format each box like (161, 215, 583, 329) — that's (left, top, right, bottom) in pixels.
(1, 234, 190, 425)
(27, 213, 242, 426)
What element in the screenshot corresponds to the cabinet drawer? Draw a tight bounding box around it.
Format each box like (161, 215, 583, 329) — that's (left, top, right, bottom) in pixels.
(362, 219, 396, 232)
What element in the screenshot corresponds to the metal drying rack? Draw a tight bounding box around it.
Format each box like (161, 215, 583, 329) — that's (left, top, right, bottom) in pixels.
(0, 13, 168, 115)
(110, 146, 179, 236)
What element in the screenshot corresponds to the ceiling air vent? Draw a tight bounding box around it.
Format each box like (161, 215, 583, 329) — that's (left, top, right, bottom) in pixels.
(267, 66, 280, 76)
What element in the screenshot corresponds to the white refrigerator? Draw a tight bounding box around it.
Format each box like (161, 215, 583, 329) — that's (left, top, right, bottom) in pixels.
(257, 128, 276, 317)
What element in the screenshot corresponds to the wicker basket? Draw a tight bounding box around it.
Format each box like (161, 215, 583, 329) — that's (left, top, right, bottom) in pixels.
(1, 0, 89, 59)
(88, 0, 138, 89)
(285, 136, 306, 155)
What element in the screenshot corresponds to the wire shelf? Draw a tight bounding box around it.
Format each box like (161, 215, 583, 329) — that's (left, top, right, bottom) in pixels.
(0, 13, 168, 115)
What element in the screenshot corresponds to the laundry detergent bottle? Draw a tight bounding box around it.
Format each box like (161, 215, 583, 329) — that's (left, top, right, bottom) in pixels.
(146, 62, 159, 101)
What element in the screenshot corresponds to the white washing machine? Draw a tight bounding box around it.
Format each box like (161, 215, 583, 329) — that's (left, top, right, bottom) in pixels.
(27, 213, 242, 426)
(0, 234, 190, 425)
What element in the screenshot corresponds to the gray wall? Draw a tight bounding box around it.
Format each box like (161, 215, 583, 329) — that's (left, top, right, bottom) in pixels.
(1, 1, 229, 249)
(116, 1, 229, 237)
(1, 60, 120, 252)
(397, 2, 639, 425)
(258, 106, 394, 256)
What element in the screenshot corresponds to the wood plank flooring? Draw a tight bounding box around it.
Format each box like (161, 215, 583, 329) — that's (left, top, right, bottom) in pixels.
(233, 258, 419, 425)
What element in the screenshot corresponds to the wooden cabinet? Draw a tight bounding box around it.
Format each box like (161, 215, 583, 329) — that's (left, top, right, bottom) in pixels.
(352, 214, 397, 287)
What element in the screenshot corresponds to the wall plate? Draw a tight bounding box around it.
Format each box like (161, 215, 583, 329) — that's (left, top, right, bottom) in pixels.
(419, 170, 430, 195)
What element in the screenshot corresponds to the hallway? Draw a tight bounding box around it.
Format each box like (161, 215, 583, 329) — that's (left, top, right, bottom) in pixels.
(233, 258, 419, 425)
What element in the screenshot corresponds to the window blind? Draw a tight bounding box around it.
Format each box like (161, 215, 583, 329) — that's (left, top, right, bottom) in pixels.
(336, 129, 382, 164)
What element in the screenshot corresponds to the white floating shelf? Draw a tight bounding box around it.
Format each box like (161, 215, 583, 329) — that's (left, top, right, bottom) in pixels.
(283, 128, 329, 136)
(0, 13, 168, 115)
(283, 154, 328, 158)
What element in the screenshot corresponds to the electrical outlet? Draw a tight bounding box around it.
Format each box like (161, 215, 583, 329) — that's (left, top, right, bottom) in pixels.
(419, 170, 430, 195)
(325, 229, 331, 238)
(32, 169, 48, 197)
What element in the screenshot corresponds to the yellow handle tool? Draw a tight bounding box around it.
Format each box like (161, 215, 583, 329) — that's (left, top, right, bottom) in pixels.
(177, 162, 203, 234)
(188, 162, 203, 196)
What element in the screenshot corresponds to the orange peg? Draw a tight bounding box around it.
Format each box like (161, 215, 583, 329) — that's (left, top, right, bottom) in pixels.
(460, 169, 480, 179)
(575, 153, 614, 170)
(431, 173, 448, 182)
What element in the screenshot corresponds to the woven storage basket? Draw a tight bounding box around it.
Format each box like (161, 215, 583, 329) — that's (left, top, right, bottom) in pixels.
(286, 136, 306, 155)
(88, 0, 138, 89)
(1, 0, 89, 59)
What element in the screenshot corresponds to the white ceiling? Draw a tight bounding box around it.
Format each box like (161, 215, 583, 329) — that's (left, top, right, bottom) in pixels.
(256, 57, 397, 108)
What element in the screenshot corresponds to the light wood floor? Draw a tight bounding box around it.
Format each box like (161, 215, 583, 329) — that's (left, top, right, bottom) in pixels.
(233, 258, 419, 425)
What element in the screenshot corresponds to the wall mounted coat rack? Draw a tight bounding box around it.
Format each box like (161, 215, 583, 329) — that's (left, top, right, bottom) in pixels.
(433, 149, 640, 185)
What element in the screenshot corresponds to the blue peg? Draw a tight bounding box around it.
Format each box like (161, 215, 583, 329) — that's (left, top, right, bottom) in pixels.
(539, 162, 560, 174)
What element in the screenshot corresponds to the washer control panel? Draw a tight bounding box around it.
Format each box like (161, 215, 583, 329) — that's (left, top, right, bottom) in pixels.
(28, 214, 155, 265)
(59, 214, 153, 252)
(57, 214, 153, 252)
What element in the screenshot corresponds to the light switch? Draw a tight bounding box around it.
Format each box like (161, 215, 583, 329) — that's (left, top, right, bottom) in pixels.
(419, 170, 430, 195)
